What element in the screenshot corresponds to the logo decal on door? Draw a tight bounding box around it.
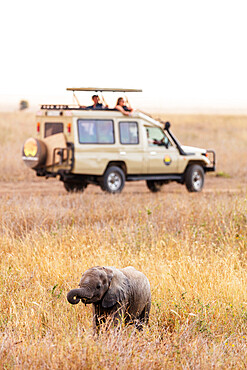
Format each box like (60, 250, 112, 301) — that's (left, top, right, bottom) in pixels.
(163, 155, 172, 165)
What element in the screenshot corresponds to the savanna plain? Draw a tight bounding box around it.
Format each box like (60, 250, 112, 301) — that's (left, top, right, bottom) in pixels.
(0, 111, 247, 369)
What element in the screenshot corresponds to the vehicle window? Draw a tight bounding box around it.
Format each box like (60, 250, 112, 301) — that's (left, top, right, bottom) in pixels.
(78, 119, 114, 144)
(45, 122, 64, 138)
(119, 121, 139, 144)
(146, 127, 171, 148)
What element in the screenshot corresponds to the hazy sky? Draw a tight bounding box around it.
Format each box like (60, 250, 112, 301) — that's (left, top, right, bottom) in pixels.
(1, 0, 247, 112)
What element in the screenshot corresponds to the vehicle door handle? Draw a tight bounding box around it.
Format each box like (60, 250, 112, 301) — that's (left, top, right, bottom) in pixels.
(150, 151, 157, 155)
(120, 151, 126, 155)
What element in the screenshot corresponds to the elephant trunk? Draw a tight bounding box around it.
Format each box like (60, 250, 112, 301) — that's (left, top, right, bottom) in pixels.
(67, 288, 84, 305)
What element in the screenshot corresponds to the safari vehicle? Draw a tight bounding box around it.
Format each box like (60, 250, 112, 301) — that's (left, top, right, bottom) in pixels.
(22, 88, 215, 193)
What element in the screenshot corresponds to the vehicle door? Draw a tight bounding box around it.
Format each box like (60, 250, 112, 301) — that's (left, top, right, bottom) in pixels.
(145, 126, 179, 173)
(117, 120, 145, 174)
(74, 118, 117, 175)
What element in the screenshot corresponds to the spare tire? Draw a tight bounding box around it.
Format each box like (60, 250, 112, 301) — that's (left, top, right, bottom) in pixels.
(22, 138, 47, 169)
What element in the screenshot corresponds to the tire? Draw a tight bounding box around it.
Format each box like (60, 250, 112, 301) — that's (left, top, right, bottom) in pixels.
(146, 180, 163, 193)
(22, 138, 47, 169)
(185, 164, 204, 192)
(102, 166, 125, 194)
(64, 181, 87, 193)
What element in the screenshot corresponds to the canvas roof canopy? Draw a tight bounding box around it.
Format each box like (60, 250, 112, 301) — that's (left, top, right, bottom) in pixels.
(66, 87, 142, 92)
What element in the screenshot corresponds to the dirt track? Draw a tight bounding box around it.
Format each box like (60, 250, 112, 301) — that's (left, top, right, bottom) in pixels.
(0, 176, 245, 197)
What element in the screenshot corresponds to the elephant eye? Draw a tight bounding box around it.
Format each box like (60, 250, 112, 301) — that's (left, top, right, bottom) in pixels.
(96, 284, 101, 289)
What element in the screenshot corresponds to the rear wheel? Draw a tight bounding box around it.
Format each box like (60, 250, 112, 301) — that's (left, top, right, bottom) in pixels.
(185, 164, 204, 192)
(101, 166, 125, 193)
(63, 181, 88, 193)
(146, 180, 164, 193)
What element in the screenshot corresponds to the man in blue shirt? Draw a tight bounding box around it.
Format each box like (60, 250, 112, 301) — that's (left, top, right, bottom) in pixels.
(86, 95, 108, 110)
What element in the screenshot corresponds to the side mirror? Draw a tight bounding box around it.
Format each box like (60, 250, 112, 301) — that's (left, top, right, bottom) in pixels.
(164, 121, 171, 130)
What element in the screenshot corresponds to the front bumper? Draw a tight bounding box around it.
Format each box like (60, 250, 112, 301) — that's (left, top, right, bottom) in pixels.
(204, 150, 216, 172)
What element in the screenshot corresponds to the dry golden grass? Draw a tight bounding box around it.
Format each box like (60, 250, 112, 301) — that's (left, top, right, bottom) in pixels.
(0, 112, 36, 182)
(0, 111, 247, 368)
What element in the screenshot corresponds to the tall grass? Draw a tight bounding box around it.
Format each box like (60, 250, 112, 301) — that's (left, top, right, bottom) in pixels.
(0, 112, 247, 368)
(1, 190, 247, 368)
(0, 112, 36, 181)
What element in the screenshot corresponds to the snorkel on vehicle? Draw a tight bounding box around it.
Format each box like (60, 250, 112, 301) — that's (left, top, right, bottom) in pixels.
(163, 121, 216, 170)
(163, 121, 187, 155)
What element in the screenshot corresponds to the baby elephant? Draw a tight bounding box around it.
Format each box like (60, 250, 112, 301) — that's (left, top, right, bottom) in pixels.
(67, 266, 151, 331)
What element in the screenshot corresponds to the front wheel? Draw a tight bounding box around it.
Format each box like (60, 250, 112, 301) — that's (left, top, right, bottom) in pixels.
(185, 164, 204, 192)
(101, 166, 125, 194)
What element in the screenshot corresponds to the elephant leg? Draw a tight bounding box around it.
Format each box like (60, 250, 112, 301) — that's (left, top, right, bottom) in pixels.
(92, 305, 100, 334)
(136, 302, 151, 330)
(110, 306, 126, 327)
(93, 314, 99, 334)
(92, 304, 106, 333)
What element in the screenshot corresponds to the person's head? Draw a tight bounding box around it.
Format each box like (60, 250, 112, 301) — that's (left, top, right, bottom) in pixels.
(117, 97, 125, 106)
(92, 95, 99, 104)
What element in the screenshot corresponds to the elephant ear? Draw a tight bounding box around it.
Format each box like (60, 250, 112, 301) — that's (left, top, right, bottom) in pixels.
(102, 267, 114, 283)
(102, 268, 130, 308)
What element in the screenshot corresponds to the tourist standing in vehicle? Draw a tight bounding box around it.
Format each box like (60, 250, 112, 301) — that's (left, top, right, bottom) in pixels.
(115, 97, 133, 116)
(87, 95, 108, 109)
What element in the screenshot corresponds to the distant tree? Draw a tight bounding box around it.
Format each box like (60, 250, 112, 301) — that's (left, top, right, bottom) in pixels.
(19, 100, 29, 110)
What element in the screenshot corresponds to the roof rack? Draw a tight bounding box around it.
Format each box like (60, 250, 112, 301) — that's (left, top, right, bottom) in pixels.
(41, 104, 70, 110)
(66, 87, 142, 92)
(40, 104, 119, 111)
(40, 88, 142, 111)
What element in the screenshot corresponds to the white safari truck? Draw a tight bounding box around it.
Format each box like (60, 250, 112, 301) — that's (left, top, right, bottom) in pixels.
(22, 88, 215, 193)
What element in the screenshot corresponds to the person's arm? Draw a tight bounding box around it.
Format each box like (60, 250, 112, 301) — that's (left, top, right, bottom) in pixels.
(100, 95, 109, 109)
(126, 103, 133, 112)
(125, 97, 133, 112)
(115, 105, 131, 116)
